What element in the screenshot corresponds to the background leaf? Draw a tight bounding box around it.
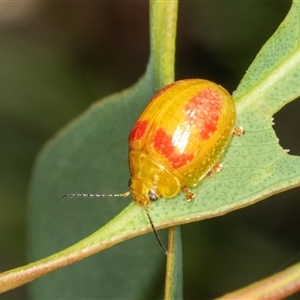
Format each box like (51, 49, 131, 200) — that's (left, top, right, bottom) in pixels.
(28, 75, 167, 299)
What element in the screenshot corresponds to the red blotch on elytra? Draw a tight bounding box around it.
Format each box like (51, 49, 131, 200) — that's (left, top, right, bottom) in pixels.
(128, 120, 149, 142)
(153, 128, 194, 168)
(184, 88, 221, 140)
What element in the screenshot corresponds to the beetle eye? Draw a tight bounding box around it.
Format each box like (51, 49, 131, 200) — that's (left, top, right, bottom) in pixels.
(148, 190, 158, 201)
(128, 179, 132, 187)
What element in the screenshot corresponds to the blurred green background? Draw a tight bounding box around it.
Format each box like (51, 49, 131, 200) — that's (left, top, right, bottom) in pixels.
(1, 1, 300, 299)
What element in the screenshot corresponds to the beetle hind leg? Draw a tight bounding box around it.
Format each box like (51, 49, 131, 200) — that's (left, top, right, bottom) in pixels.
(233, 126, 244, 136)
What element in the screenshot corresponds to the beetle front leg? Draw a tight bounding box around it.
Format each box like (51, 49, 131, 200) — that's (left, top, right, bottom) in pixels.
(182, 186, 195, 202)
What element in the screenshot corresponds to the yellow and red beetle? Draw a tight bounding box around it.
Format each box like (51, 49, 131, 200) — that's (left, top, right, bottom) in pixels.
(64, 79, 243, 254)
(128, 79, 240, 208)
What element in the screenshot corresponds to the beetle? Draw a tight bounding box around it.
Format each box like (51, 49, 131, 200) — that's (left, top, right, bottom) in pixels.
(63, 79, 243, 254)
(127, 79, 241, 207)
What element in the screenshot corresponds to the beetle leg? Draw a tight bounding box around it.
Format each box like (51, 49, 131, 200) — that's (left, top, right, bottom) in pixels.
(233, 126, 244, 136)
(206, 162, 223, 177)
(182, 186, 195, 202)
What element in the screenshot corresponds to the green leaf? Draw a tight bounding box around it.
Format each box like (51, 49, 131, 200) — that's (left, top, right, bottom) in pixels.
(27, 77, 167, 299)
(2, 1, 300, 299)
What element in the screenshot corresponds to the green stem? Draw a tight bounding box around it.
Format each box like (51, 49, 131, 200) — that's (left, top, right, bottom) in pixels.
(149, 0, 178, 88)
(164, 226, 183, 300)
(217, 261, 300, 299)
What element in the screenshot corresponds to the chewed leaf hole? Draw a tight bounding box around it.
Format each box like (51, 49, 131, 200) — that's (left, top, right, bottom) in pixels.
(273, 97, 300, 155)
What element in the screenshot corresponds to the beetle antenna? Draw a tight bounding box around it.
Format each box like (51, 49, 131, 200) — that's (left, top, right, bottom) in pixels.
(62, 191, 131, 198)
(145, 209, 168, 256)
(62, 192, 167, 255)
